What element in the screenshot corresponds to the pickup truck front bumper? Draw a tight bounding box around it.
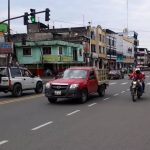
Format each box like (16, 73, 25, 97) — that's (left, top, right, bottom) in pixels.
(45, 87, 82, 99)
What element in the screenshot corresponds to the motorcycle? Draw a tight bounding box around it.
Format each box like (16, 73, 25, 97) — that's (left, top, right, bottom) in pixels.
(130, 79, 143, 102)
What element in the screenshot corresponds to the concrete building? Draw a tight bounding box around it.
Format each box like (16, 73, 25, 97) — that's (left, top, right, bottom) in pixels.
(136, 48, 148, 67)
(15, 40, 83, 76)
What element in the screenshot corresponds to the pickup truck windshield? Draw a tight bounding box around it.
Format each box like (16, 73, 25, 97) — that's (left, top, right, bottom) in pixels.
(0, 68, 8, 77)
(63, 69, 87, 79)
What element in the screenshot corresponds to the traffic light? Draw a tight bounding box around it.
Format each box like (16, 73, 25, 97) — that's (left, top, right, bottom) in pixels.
(24, 12, 29, 25)
(30, 9, 36, 23)
(45, 8, 50, 21)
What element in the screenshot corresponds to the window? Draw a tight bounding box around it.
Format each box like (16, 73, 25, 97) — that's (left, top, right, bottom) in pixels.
(99, 34, 101, 42)
(23, 48, 31, 56)
(91, 44, 96, 52)
(79, 49, 82, 56)
(43, 47, 51, 55)
(10, 68, 21, 77)
(59, 47, 63, 55)
(99, 46, 101, 53)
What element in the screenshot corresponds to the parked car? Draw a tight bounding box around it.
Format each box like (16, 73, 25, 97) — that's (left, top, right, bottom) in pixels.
(0, 66, 43, 96)
(108, 70, 124, 80)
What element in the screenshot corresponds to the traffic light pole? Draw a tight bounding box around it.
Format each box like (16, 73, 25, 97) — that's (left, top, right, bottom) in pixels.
(0, 10, 46, 24)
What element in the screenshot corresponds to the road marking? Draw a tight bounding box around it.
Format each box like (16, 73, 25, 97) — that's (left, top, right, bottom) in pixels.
(146, 83, 150, 85)
(103, 97, 110, 101)
(113, 93, 119, 96)
(146, 75, 149, 78)
(110, 82, 117, 85)
(121, 91, 125, 93)
(0, 94, 44, 105)
(31, 121, 53, 131)
(88, 103, 97, 107)
(121, 82, 128, 85)
(66, 110, 80, 116)
(126, 89, 130, 91)
(0, 140, 8, 146)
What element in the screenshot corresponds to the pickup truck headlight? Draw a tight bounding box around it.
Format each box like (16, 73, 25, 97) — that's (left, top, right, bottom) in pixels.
(45, 82, 51, 89)
(70, 84, 79, 89)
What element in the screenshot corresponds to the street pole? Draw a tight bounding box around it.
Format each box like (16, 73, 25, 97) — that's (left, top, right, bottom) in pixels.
(8, 0, 10, 42)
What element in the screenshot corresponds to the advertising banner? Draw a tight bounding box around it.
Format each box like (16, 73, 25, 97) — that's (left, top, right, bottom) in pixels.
(0, 42, 13, 54)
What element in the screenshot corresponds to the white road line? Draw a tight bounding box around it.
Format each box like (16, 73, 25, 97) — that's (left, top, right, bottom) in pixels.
(146, 76, 149, 78)
(126, 89, 130, 91)
(103, 97, 110, 101)
(110, 82, 117, 85)
(121, 91, 125, 93)
(121, 82, 128, 85)
(31, 121, 53, 131)
(88, 103, 97, 107)
(0, 140, 8, 146)
(66, 110, 80, 116)
(113, 93, 119, 96)
(146, 83, 150, 85)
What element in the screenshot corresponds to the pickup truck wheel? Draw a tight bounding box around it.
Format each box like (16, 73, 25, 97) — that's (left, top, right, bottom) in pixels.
(98, 85, 105, 97)
(80, 89, 88, 103)
(35, 81, 43, 93)
(12, 84, 22, 97)
(48, 98, 57, 103)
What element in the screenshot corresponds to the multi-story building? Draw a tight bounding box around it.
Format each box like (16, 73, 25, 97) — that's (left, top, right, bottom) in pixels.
(105, 29, 117, 70)
(136, 48, 148, 67)
(116, 32, 134, 69)
(95, 25, 107, 69)
(15, 40, 83, 76)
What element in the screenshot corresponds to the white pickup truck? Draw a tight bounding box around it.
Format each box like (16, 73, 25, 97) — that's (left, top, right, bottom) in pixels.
(0, 66, 43, 97)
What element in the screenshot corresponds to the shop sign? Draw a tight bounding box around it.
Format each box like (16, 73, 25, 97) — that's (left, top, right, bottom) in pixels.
(0, 42, 13, 54)
(61, 56, 73, 62)
(43, 55, 60, 62)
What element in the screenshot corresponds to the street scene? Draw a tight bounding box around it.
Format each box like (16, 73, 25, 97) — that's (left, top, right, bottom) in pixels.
(1, 0, 150, 150)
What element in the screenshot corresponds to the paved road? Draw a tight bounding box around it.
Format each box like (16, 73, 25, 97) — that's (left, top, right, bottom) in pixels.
(0, 73, 150, 150)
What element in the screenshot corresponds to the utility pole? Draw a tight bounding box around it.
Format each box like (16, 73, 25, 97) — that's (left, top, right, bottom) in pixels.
(8, 0, 10, 42)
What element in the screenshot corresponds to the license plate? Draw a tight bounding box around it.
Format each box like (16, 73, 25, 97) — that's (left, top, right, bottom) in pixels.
(54, 90, 61, 95)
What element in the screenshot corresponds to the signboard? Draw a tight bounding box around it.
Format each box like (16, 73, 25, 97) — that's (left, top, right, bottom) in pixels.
(61, 56, 73, 62)
(0, 42, 13, 54)
(43, 55, 60, 62)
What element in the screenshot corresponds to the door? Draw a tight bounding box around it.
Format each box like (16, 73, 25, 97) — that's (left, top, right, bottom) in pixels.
(87, 70, 98, 93)
(21, 69, 35, 89)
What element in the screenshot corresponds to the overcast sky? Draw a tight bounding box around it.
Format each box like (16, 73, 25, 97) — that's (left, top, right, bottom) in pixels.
(1, 0, 150, 49)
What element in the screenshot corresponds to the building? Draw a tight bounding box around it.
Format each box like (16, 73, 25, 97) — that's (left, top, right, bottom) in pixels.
(105, 29, 117, 70)
(15, 40, 83, 76)
(136, 48, 148, 67)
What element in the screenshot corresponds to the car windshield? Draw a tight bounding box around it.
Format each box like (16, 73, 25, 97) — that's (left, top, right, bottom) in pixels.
(0, 68, 8, 77)
(63, 69, 87, 79)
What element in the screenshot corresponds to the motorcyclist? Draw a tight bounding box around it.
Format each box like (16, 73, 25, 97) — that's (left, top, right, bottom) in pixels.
(132, 68, 145, 92)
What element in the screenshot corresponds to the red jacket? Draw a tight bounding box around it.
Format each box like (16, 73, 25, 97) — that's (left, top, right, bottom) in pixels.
(132, 72, 145, 80)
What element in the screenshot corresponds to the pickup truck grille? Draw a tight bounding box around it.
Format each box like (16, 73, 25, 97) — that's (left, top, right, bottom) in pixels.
(51, 84, 68, 90)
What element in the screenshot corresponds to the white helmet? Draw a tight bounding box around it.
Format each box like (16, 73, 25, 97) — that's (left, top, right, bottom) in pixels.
(135, 67, 141, 73)
(135, 68, 140, 71)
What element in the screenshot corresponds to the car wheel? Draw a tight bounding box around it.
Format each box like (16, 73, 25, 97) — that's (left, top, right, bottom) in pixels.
(80, 89, 88, 103)
(12, 84, 22, 97)
(35, 81, 43, 93)
(48, 98, 57, 103)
